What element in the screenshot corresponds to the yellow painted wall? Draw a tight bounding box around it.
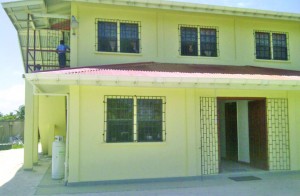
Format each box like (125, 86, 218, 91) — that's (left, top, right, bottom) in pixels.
(38, 96, 66, 156)
(67, 85, 300, 182)
(287, 91, 300, 170)
(71, 3, 300, 70)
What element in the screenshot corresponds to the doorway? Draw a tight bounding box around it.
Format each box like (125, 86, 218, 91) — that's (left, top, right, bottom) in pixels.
(218, 98, 268, 173)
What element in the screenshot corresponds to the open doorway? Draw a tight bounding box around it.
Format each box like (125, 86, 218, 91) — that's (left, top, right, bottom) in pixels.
(218, 98, 268, 173)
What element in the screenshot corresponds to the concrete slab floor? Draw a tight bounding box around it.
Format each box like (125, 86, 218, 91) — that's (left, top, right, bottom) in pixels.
(1, 149, 300, 196)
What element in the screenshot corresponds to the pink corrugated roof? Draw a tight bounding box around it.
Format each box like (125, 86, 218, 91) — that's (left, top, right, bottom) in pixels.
(40, 62, 300, 81)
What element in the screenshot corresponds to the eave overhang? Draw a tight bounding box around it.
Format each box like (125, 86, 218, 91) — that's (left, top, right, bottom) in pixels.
(66, 0, 300, 21)
(24, 70, 300, 94)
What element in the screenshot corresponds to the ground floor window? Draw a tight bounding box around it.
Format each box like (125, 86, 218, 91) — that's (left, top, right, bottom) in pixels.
(104, 96, 166, 143)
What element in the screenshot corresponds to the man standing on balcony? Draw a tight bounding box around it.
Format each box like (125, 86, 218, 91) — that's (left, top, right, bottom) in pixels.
(56, 40, 70, 68)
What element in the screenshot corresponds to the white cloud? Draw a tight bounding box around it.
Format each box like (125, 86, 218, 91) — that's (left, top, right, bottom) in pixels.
(0, 84, 25, 115)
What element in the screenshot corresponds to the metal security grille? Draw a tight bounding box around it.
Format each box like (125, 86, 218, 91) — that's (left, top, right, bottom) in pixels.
(95, 19, 141, 53)
(180, 26, 198, 56)
(98, 22, 118, 52)
(179, 25, 219, 57)
(200, 97, 219, 175)
(104, 96, 166, 143)
(105, 96, 134, 143)
(120, 23, 139, 53)
(254, 31, 289, 61)
(200, 28, 218, 57)
(255, 32, 271, 59)
(267, 98, 290, 170)
(272, 33, 288, 60)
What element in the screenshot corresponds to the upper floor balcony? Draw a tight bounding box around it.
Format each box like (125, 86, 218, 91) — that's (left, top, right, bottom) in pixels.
(2, 0, 72, 73)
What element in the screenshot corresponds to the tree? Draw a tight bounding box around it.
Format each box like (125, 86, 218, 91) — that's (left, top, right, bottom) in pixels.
(0, 105, 25, 121)
(15, 105, 25, 120)
(0, 112, 16, 121)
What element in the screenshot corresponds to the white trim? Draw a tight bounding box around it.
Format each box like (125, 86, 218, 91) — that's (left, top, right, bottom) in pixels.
(24, 73, 300, 91)
(64, 0, 300, 21)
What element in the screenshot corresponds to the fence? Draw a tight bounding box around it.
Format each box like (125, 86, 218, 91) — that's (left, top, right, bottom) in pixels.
(0, 120, 24, 144)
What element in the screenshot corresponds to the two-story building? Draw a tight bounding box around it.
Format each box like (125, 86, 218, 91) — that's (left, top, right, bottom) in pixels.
(2, 0, 300, 184)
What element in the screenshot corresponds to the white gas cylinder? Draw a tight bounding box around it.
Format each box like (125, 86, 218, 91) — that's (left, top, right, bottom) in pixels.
(52, 136, 65, 179)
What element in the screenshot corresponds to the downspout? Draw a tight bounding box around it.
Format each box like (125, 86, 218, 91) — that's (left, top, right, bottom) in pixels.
(25, 79, 70, 185)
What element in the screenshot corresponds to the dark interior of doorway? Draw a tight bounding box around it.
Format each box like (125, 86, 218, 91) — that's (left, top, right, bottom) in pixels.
(218, 98, 268, 173)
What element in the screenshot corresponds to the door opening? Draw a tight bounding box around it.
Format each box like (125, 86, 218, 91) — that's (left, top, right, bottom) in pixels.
(218, 98, 268, 173)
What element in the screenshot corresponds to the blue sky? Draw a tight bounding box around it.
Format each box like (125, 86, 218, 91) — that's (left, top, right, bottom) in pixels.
(0, 0, 299, 115)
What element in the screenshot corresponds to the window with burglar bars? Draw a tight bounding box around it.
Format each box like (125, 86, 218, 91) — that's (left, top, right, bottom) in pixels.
(255, 31, 288, 60)
(104, 96, 166, 143)
(179, 25, 219, 57)
(96, 19, 141, 53)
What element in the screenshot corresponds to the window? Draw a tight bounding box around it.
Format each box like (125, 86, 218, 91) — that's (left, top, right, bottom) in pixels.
(179, 25, 218, 57)
(255, 31, 288, 60)
(106, 98, 134, 143)
(181, 27, 198, 56)
(98, 22, 117, 52)
(104, 96, 166, 143)
(200, 28, 217, 57)
(96, 19, 141, 53)
(137, 99, 163, 142)
(120, 23, 139, 53)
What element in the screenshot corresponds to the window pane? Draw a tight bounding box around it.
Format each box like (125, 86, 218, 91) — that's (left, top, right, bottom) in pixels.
(106, 98, 133, 142)
(200, 28, 217, 57)
(137, 99, 163, 142)
(120, 23, 139, 53)
(98, 22, 117, 52)
(272, 33, 287, 60)
(255, 32, 271, 59)
(181, 27, 198, 56)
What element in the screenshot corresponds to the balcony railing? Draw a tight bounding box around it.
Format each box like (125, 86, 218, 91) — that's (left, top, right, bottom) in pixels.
(24, 16, 71, 73)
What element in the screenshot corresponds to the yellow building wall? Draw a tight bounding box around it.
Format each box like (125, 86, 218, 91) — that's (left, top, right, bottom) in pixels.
(38, 96, 66, 156)
(67, 85, 300, 182)
(71, 3, 300, 70)
(287, 91, 300, 170)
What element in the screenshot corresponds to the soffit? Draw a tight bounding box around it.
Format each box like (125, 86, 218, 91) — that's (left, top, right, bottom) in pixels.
(2, 0, 70, 31)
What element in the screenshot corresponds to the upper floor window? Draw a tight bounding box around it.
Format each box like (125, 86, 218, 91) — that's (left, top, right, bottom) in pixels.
(179, 25, 219, 57)
(255, 31, 288, 61)
(104, 96, 166, 143)
(96, 19, 141, 53)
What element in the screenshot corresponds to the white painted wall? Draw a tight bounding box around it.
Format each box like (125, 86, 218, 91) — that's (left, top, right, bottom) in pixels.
(237, 101, 250, 163)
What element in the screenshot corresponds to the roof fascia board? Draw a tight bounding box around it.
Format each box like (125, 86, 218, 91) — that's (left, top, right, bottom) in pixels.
(24, 73, 300, 91)
(65, 0, 300, 21)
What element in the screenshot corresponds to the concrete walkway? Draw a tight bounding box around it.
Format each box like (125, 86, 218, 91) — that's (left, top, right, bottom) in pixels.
(1, 149, 300, 195)
(0, 149, 50, 196)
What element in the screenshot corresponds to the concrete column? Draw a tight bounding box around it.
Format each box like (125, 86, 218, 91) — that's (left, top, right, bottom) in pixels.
(184, 89, 197, 176)
(287, 92, 300, 170)
(33, 95, 39, 164)
(24, 80, 34, 170)
(68, 86, 80, 182)
(70, 3, 78, 67)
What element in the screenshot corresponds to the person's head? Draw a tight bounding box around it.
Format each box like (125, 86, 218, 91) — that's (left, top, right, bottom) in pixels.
(60, 40, 64, 45)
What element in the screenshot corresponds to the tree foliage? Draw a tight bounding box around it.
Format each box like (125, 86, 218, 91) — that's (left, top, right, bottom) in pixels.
(0, 105, 25, 121)
(15, 105, 25, 120)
